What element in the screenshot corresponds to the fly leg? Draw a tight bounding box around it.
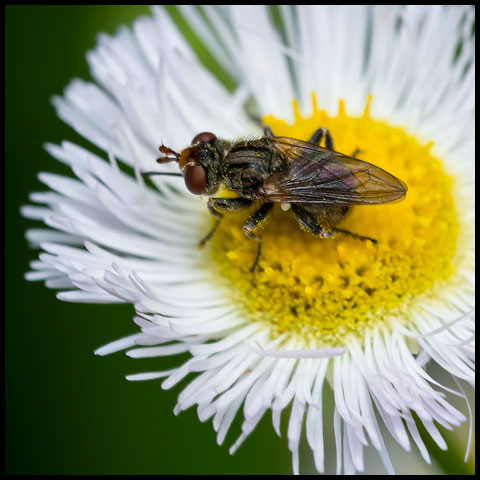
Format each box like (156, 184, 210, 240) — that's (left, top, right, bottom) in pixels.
(265, 124, 334, 150)
(243, 202, 274, 272)
(310, 127, 362, 157)
(198, 197, 253, 248)
(308, 127, 334, 150)
(265, 125, 334, 151)
(263, 126, 274, 137)
(334, 228, 377, 244)
(291, 204, 334, 238)
(350, 148, 361, 158)
(291, 205, 377, 243)
(309, 127, 364, 158)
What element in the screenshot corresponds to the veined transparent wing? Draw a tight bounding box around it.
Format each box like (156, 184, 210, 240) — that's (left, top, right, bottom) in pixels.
(259, 137, 407, 204)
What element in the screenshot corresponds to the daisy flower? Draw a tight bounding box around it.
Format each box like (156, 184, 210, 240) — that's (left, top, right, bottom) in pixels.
(23, 5, 474, 475)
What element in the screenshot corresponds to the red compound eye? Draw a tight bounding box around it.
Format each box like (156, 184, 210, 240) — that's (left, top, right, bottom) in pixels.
(191, 131, 217, 144)
(184, 164, 207, 195)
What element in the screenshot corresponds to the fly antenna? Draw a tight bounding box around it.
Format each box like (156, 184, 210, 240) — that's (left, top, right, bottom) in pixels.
(157, 144, 180, 163)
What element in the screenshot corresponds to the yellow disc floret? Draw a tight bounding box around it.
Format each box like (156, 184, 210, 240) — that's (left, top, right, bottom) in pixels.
(208, 95, 459, 346)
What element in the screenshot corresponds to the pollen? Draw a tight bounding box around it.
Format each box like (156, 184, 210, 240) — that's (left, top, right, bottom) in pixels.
(208, 95, 459, 346)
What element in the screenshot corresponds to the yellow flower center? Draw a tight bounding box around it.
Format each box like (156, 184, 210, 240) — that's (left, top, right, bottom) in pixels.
(208, 95, 459, 347)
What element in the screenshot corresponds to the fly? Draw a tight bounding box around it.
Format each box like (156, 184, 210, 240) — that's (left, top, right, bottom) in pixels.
(144, 127, 407, 272)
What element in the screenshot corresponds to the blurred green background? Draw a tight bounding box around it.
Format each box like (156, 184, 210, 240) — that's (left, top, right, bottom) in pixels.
(5, 5, 474, 475)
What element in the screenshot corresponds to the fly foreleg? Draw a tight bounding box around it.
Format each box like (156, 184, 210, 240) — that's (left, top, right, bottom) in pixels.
(243, 202, 274, 272)
(207, 197, 253, 217)
(198, 197, 253, 248)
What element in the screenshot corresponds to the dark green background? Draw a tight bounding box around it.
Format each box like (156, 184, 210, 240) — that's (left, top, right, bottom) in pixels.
(5, 5, 289, 475)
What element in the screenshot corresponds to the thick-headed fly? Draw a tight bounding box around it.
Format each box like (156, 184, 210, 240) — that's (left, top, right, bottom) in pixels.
(144, 127, 407, 272)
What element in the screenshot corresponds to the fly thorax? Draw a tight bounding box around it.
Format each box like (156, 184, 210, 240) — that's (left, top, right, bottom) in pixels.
(241, 166, 264, 188)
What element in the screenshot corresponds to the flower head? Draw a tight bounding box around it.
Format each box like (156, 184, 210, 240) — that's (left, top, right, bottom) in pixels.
(24, 5, 474, 475)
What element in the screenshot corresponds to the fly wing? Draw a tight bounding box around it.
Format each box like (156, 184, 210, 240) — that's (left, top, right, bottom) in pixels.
(259, 137, 407, 204)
